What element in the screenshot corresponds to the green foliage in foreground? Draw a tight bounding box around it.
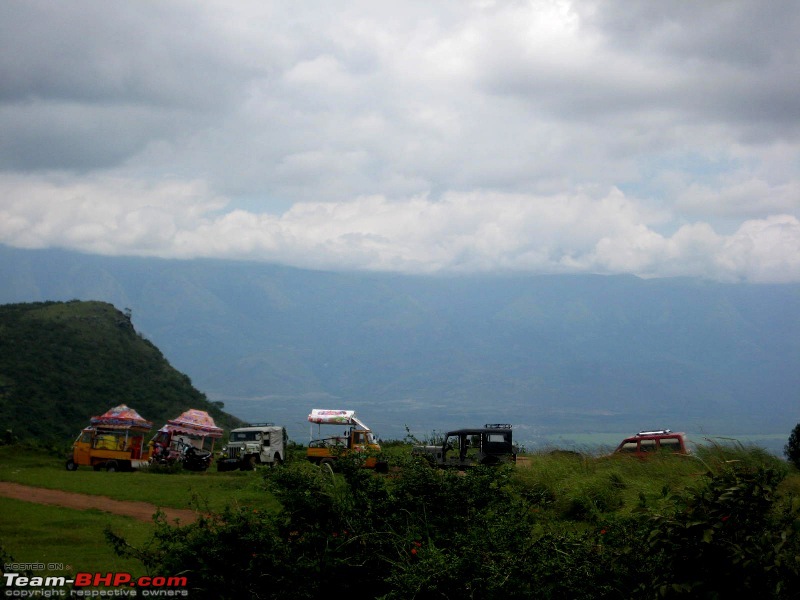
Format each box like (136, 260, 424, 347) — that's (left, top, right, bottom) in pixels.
(107, 446, 800, 600)
(786, 421, 800, 469)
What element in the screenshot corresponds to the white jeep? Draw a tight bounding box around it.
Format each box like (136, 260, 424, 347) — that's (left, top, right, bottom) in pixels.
(216, 423, 287, 471)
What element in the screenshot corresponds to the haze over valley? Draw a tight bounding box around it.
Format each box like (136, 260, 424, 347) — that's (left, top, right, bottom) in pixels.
(2, 245, 798, 453)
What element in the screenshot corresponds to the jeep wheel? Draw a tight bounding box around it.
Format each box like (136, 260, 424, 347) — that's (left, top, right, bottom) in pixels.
(65, 459, 77, 471)
(241, 455, 257, 471)
(106, 461, 118, 472)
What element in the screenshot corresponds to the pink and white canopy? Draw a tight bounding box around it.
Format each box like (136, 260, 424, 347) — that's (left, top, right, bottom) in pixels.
(165, 409, 224, 438)
(308, 409, 371, 431)
(90, 404, 153, 431)
(308, 409, 356, 425)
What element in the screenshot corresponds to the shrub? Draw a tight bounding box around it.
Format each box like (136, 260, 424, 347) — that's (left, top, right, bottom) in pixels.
(645, 459, 800, 598)
(785, 422, 800, 469)
(106, 446, 800, 599)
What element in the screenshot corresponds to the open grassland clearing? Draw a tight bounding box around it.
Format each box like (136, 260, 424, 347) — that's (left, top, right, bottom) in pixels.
(512, 451, 705, 520)
(0, 444, 282, 580)
(0, 497, 150, 578)
(0, 444, 278, 513)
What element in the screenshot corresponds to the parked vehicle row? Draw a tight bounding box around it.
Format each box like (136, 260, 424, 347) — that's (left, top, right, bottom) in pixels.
(65, 405, 222, 472)
(65, 404, 688, 474)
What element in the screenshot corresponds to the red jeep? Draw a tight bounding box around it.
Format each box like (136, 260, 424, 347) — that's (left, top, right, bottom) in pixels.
(614, 429, 688, 457)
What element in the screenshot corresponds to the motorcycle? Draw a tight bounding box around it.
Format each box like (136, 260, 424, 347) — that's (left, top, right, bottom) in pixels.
(150, 439, 212, 471)
(180, 443, 212, 472)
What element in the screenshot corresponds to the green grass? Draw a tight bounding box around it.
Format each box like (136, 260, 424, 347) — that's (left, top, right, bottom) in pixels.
(530, 432, 790, 457)
(0, 444, 284, 582)
(512, 441, 795, 522)
(0, 497, 151, 578)
(0, 445, 278, 513)
(513, 451, 703, 521)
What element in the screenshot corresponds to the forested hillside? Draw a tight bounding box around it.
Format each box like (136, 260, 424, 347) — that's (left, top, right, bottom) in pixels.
(0, 300, 241, 442)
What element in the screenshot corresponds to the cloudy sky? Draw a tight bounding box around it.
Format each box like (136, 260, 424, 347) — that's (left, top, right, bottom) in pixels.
(1, 0, 799, 282)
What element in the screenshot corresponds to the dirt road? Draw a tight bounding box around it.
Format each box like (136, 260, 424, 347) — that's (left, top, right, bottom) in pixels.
(0, 481, 200, 524)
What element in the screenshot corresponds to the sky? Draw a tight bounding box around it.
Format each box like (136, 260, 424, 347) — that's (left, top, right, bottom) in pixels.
(1, 0, 799, 283)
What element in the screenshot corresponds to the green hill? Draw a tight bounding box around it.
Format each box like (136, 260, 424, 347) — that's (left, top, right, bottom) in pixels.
(0, 300, 242, 443)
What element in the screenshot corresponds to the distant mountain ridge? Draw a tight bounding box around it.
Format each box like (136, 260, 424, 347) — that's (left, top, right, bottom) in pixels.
(0, 299, 242, 442)
(1, 244, 799, 443)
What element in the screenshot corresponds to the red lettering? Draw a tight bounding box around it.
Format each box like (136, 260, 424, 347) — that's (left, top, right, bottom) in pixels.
(74, 573, 93, 586)
(113, 573, 132, 586)
(94, 572, 114, 586)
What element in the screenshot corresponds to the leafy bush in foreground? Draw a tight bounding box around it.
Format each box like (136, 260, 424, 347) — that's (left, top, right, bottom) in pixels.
(107, 448, 800, 599)
(646, 450, 800, 597)
(785, 422, 800, 469)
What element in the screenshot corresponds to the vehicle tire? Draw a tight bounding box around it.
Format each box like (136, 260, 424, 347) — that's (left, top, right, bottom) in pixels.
(319, 458, 335, 473)
(271, 454, 283, 467)
(93, 463, 103, 471)
(240, 455, 257, 471)
(65, 459, 77, 471)
(106, 461, 118, 472)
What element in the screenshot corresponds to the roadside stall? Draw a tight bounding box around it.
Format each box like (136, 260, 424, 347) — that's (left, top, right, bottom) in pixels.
(149, 409, 223, 471)
(66, 404, 153, 472)
(306, 409, 386, 470)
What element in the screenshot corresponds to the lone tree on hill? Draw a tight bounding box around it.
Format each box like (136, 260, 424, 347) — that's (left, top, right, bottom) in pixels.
(785, 423, 800, 469)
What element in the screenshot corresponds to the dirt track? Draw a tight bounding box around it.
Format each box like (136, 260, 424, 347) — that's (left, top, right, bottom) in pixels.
(0, 482, 200, 524)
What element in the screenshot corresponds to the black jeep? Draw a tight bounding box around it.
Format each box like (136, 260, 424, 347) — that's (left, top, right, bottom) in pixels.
(412, 424, 517, 468)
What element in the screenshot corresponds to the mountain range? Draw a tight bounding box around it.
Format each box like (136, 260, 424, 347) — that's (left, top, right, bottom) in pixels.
(1, 244, 798, 448)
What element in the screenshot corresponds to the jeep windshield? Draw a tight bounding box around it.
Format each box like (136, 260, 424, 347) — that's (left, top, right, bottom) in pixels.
(230, 431, 260, 442)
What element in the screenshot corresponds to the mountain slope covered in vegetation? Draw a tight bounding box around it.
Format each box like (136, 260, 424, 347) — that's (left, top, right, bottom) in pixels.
(0, 300, 241, 443)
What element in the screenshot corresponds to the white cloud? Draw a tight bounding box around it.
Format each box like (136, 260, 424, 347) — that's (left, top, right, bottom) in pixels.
(2, 173, 798, 283)
(677, 178, 800, 219)
(1, 1, 799, 282)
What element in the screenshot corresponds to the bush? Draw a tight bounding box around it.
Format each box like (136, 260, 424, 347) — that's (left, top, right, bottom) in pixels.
(645, 459, 800, 598)
(785, 422, 800, 469)
(106, 447, 800, 599)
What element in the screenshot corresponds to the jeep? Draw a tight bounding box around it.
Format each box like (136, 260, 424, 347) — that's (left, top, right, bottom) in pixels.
(614, 429, 689, 457)
(216, 423, 287, 471)
(412, 424, 518, 468)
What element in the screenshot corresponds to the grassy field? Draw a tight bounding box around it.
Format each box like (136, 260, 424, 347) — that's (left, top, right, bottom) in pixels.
(522, 432, 790, 456)
(0, 444, 280, 579)
(0, 497, 151, 577)
(0, 444, 277, 512)
(1, 441, 797, 586)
